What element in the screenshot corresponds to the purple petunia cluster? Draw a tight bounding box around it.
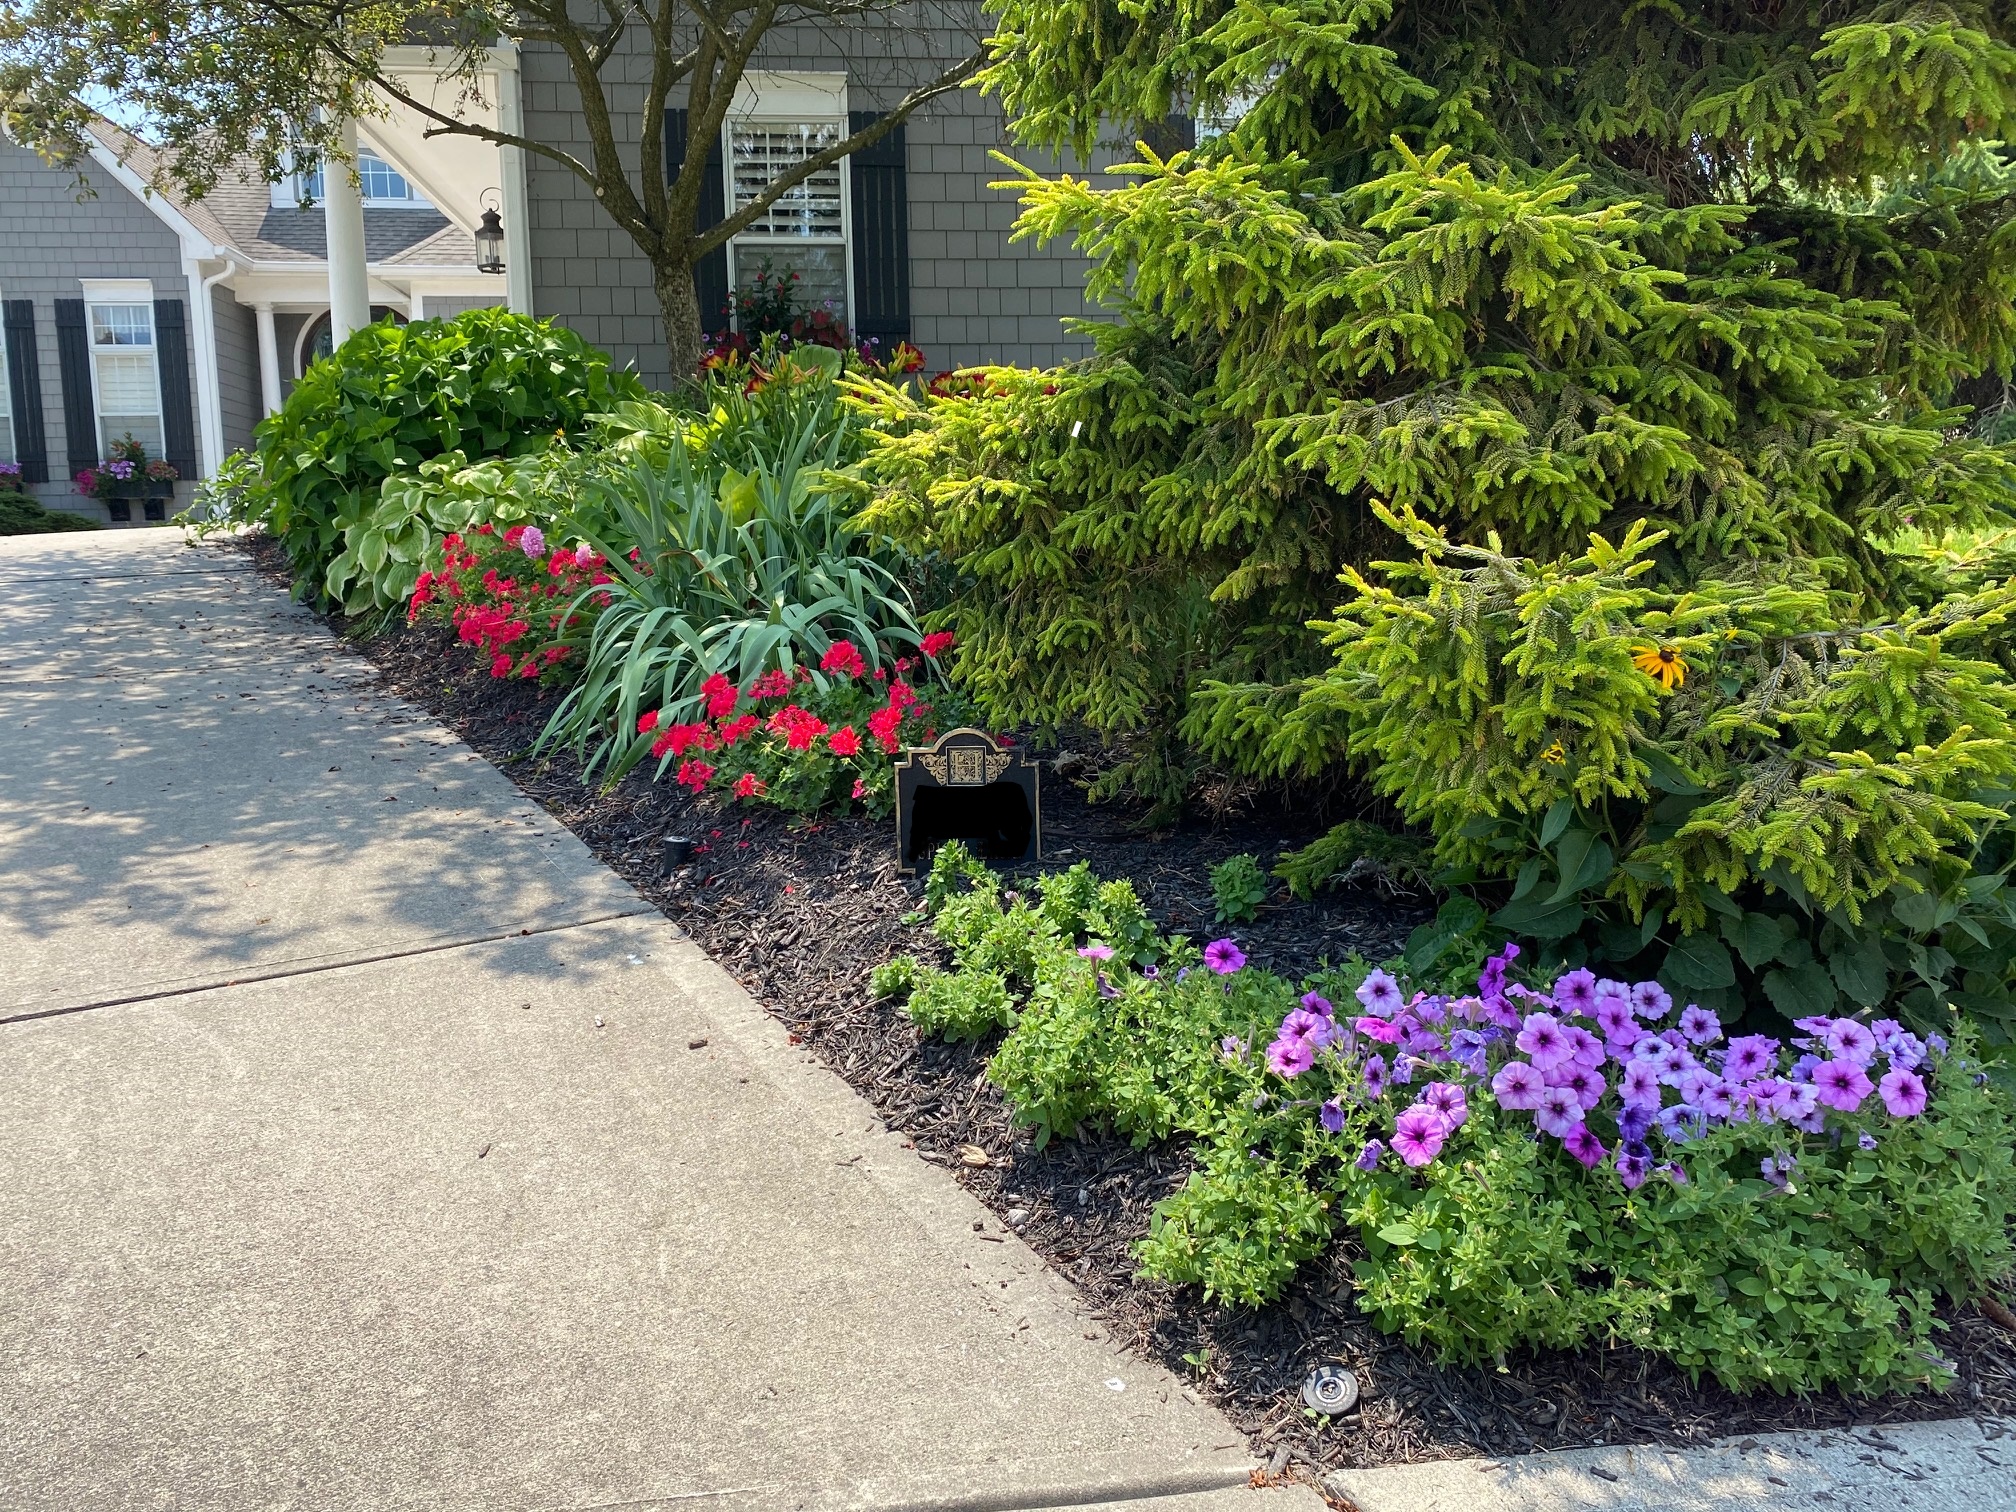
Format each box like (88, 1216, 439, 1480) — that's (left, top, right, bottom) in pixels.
(1251, 944, 1949, 1187)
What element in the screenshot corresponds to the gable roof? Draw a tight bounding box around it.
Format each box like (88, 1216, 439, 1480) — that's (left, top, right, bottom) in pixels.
(84, 118, 477, 269)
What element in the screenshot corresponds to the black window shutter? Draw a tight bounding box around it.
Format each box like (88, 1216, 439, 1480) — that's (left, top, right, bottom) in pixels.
(54, 298, 97, 476)
(3, 300, 49, 485)
(665, 107, 730, 339)
(154, 298, 198, 479)
(848, 111, 911, 345)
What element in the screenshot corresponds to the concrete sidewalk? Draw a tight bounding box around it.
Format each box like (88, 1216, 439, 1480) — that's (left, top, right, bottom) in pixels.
(0, 531, 1314, 1512)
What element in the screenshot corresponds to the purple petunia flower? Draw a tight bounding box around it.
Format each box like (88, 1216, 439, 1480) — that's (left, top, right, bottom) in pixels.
(1658, 1103, 1706, 1143)
(1421, 1081, 1469, 1128)
(1632, 1036, 1679, 1078)
(1320, 1097, 1347, 1134)
(1887, 1031, 1927, 1071)
(1492, 1060, 1547, 1110)
(1698, 1079, 1739, 1120)
(1595, 998, 1643, 1050)
(1355, 1139, 1385, 1171)
(1631, 980, 1674, 1020)
(1552, 1062, 1607, 1111)
(1618, 1059, 1662, 1109)
(1566, 1026, 1606, 1069)
(1618, 1103, 1656, 1143)
(1390, 1053, 1421, 1087)
(1813, 1058, 1874, 1112)
(1361, 1053, 1388, 1099)
(1517, 1012, 1575, 1071)
(1761, 1152, 1796, 1188)
(1301, 991, 1334, 1017)
(1660, 1162, 1689, 1186)
(1553, 968, 1599, 1015)
(1391, 1105, 1448, 1167)
(1824, 1019, 1878, 1066)
(1534, 1085, 1585, 1137)
(1564, 1124, 1608, 1168)
(1927, 1032, 1949, 1057)
(1354, 1014, 1403, 1044)
(1203, 938, 1247, 975)
(1722, 1034, 1779, 1083)
(1789, 1053, 1822, 1084)
(1858, 1130, 1879, 1150)
(1279, 1008, 1328, 1045)
(1267, 1035, 1315, 1079)
(1675, 1064, 1719, 1106)
(1879, 1067, 1928, 1117)
(1446, 1029, 1489, 1077)
(1141, 964, 1160, 980)
(1616, 1148, 1651, 1189)
(1219, 1035, 1247, 1062)
(1078, 943, 1115, 960)
(1678, 1005, 1722, 1045)
(1792, 1015, 1835, 1034)
(1356, 968, 1402, 1015)
(1096, 971, 1120, 999)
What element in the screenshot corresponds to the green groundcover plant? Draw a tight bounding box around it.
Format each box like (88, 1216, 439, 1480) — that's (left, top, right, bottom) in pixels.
(882, 845, 2016, 1396)
(856, 1, 2016, 1044)
(201, 309, 643, 609)
(0, 489, 99, 534)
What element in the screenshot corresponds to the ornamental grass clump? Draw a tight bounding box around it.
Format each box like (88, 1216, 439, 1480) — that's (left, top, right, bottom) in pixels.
(891, 845, 2016, 1396)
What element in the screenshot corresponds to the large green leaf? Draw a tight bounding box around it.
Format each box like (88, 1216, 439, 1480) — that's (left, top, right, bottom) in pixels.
(1662, 933, 1736, 990)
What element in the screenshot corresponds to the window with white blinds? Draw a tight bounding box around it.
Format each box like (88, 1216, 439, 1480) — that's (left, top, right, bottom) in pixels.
(88, 301, 165, 457)
(727, 119, 849, 325)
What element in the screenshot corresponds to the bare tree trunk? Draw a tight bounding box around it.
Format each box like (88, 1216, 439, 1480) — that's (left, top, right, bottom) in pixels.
(655, 253, 704, 382)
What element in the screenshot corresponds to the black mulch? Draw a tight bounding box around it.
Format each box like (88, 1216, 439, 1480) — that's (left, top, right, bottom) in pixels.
(241, 533, 2016, 1474)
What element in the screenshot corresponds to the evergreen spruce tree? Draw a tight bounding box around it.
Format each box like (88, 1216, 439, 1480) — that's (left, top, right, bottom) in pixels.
(860, 1, 2016, 1031)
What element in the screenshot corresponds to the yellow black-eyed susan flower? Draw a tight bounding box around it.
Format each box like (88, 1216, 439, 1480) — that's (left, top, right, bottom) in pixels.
(1631, 645, 1687, 692)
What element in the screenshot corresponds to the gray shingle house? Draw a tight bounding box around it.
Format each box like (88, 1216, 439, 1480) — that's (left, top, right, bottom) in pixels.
(0, 5, 1104, 521)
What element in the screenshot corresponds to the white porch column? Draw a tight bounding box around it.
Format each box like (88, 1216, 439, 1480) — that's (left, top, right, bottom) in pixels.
(254, 303, 283, 416)
(409, 289, 426, 321)
(495, 50, 535, 316)
(324, 118, 372, 344)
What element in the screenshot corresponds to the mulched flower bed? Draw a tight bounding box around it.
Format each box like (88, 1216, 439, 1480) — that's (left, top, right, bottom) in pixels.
(241, 533, 2016, 1477)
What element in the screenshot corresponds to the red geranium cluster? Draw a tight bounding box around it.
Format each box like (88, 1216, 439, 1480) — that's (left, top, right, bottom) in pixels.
(636, 635, 970, 817)
(408, 522, 613, 681)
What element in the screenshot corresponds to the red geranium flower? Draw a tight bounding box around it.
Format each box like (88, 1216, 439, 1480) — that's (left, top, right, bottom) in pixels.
(733, 772, 765, 799)
(828, 725, 862, 756)
(820, 640, 866, 679)
(920, 631, 956, 659)
(637, 710, 660, 734)
(676, 759, 715, 792)
(702, 673, 738, 719)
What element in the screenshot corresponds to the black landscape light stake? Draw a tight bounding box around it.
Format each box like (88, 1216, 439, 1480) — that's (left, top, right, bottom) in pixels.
(894, 728, 1041, 875)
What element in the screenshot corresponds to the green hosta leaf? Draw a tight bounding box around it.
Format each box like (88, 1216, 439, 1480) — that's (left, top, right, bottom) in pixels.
(1663, 933, 1735, 990)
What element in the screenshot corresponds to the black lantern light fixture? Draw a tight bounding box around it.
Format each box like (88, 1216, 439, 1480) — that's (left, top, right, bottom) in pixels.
(475, 199, 506, 275)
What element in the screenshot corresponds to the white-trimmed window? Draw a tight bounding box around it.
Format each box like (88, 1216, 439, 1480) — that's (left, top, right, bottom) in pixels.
(275, 149, 432, 209)
(82, 282, 164, 457)
(722, 74, 851, 328)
